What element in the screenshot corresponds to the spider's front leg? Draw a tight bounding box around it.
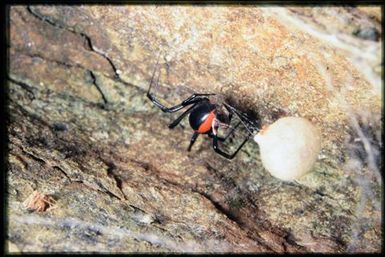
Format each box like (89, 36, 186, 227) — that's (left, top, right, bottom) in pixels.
(209, 104, 252, 159)
(208, 120, 242, 142)
(212, 133, 250, 159)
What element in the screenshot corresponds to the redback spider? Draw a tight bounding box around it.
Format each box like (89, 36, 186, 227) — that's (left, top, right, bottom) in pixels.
(147, 54, 260, 159)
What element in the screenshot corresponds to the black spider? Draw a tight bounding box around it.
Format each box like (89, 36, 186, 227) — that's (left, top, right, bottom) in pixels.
(146, 55, 260, 159)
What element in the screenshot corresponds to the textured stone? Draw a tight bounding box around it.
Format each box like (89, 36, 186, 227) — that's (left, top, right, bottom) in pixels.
(7, 5, 381, 253)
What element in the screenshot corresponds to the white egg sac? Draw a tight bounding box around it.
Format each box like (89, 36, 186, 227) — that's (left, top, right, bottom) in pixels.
(253, 117, 321, 181)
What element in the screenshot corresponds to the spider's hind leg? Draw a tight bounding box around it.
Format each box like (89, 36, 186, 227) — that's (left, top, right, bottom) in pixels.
(146, 55, 215, 113)
(168, 103, 197, 129)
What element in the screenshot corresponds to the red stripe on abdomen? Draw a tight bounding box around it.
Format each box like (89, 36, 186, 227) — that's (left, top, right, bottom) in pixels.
(197, 111, 215, 134)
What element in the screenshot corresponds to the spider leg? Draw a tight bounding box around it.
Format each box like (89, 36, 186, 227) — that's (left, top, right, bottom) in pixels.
(188, 132, 200, 151)
(223, 103, 260, 134)
(148, 90, 215, 113)
(212, 134, 250, 159)
(168, 101, 201, 129)
(208, 121, 242, 141)
(147, 53, 215, 113)
(210, 102, 258, 159)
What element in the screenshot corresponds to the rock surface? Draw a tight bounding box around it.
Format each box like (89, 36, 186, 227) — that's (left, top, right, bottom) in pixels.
(7, 5, 382, 253)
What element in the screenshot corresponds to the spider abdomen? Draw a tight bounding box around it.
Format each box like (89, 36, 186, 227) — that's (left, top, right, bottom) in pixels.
(189, 103, 216, 134)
